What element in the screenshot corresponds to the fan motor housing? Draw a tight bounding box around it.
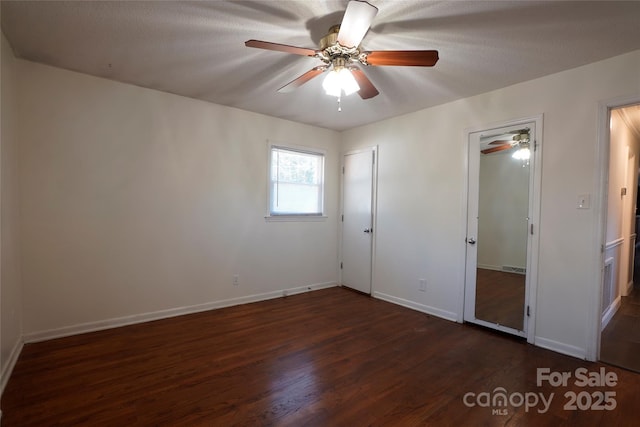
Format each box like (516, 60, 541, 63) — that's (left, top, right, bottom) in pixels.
(320, 25, 341, 50)
(318, 25, 365, 67)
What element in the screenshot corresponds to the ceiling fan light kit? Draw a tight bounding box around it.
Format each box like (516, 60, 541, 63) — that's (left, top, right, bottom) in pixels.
(244, 0, 439, 109)
(322, 60, 360, 97)
(512, 142, 531, 166)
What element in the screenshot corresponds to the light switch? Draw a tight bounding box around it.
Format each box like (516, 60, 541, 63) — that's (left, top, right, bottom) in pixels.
(577, 194, 590, 209)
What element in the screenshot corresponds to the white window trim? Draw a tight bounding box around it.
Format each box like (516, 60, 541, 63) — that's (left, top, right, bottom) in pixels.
(264, 214, 328, 222)
(265, 141, 328, 222)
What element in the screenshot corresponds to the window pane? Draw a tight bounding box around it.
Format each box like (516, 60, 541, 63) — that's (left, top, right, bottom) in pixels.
(271, 147, 324, 215)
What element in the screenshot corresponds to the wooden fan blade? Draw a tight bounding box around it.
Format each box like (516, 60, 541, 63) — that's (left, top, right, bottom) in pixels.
(337, 1, 378, 48)
(277, 67, 327, 93)
(481, 144, 513, 155)
(350, 68, 379, 99)
(365, 50, 439, 66)
(488, 140, 513, 145)
(245, 40, 318, 57)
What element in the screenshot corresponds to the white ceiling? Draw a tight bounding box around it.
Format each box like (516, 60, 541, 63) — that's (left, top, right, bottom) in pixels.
(2, 1, 640, 131)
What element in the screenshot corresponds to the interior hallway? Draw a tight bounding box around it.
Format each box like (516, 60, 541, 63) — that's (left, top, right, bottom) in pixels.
(600, 266, 640, 373)
(600, 284, 640, 372)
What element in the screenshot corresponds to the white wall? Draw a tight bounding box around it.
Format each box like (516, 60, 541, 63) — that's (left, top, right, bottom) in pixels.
(477, 151, 529, 271)
(4, 34, 640, 366)
(16, 59, 341, 340)
(1, 31, 23, 392)
(342, 50, 640, 358)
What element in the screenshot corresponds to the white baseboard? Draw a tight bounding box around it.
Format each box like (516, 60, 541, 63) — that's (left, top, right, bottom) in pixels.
(477, 264, 526, 274)
(601, 296, 622, 331)
(534, 336, 586, 360)
(23, 282, 337, 343)
(373, 291, 458, 322)
(477, 264, 501, 271)
(1, 338, 24, 396)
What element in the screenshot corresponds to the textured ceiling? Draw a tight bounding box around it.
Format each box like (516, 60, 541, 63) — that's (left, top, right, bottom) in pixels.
(2, 1, 640, 131)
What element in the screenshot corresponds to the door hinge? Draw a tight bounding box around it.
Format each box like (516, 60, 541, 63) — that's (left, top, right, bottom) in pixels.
(527, 305, 531, 317)
(341, 214, 344, 222)
(340, 262, 343, 269)
(530, 224, 534, 235)
(342, 166, 345, 174)
(534, 140, 538, 152)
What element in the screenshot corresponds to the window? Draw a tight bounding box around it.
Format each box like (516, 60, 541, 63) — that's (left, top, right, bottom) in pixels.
(268, 144, 325, 218)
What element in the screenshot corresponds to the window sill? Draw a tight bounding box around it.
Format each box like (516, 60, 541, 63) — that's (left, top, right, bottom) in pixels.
(264, 215, 328, 222)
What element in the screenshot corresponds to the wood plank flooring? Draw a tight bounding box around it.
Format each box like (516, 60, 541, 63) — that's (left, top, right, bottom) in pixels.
(3, 287, 640, 426)
(601, 284, 640, 372)
(475, 268, 525, 330)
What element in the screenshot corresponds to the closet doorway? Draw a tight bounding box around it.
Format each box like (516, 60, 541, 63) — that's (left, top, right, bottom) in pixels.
(464, 116, 542, 342)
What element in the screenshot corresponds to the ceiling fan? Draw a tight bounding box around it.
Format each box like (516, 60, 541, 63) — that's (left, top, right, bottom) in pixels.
(481, 129, 530, 155)
(244, 0, 439, 102)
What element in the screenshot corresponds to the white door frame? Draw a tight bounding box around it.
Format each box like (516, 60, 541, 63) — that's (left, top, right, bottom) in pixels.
(592, 95, 640, 361)
(339, 146, 378, 294)
(461, 115, 543, 344)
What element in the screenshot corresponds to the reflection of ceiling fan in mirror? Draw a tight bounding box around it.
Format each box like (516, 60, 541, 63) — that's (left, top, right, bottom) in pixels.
(481, 129, 530, 155)
(244, 0, 439, 101)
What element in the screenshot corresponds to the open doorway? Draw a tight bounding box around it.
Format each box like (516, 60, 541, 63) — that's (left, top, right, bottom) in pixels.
(600, 103, 640, 372)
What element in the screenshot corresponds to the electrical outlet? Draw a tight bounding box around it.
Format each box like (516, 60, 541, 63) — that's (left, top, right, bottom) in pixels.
(419, 279, 427, 292)
(233, 274, 239, 286)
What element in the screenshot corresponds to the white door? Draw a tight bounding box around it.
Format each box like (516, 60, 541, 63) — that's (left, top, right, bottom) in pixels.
(341, 148, 376, 294)
(464, 120, 540, 338)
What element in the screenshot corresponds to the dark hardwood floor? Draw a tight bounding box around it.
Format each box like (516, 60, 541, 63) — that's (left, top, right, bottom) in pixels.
(475, 268, 525, 331)
(601, 284, 640, 373)
(3, 287, 639, 426)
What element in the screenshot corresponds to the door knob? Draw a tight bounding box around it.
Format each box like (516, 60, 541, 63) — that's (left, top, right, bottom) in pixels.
(467, 237, 476, 245)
